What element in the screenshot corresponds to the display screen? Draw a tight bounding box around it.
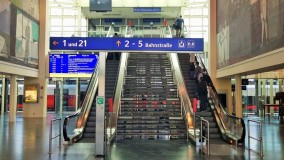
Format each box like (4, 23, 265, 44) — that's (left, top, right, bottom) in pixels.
(49, 54, 98, 77)
(24, 84, 39, 103)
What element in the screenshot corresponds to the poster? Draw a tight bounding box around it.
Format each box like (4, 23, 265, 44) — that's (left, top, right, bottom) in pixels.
(24, 84, 38, 103)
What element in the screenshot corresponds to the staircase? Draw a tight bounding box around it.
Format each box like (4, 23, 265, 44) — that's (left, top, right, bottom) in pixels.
(117, 53, 187, 140)
(178, 54, 221, 140)
(80, 58, 120, 142)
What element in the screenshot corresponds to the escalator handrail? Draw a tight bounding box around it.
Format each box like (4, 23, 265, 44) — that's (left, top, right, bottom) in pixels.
(196, 54, 245, 143)
(63, 63, 99, 141)
(63, 26, 115, 142)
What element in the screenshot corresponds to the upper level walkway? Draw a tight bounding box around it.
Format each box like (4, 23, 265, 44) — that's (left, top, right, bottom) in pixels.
(0, 112, 283, 160)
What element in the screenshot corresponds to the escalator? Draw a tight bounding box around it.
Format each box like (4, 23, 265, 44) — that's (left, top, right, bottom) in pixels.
(63, 58, 120, 143)
(177, 53, 245, 145)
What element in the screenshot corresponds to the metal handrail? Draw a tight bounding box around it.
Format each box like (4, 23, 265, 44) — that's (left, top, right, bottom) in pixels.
(248, 119, 263, 156)
(107, 26, 132, 143)
(49, 118, 62, 155)
(200, 118, 210, 155)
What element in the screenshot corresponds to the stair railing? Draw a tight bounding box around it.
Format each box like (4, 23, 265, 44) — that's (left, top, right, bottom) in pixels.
(196, 54, 246, 144)
(62, 26, 115, 142)
(163, 25, 195, 140)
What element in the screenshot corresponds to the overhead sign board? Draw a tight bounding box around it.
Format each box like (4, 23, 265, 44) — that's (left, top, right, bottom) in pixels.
(90, 0, 112, 12)
(49, 53, 99, 77)
(143, 18, 161, 23)
(50, 37, 204, 52)
(134, 7, 161, 12)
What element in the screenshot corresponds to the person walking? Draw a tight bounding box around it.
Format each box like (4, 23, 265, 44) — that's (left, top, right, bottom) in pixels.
(175, 16, 184, 37)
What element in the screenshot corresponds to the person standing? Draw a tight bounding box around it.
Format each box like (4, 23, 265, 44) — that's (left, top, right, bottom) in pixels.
(175, 16, 184, 37)
(113, 33, 121, 60)
(194, 62, 201, 83)
(197, 76, 208, 112)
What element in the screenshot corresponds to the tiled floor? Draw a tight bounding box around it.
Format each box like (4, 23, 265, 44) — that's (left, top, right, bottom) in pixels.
(0, 112, 283, 160)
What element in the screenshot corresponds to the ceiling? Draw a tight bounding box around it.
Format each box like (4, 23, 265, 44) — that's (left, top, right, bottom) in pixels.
(81, 7, 182, 19)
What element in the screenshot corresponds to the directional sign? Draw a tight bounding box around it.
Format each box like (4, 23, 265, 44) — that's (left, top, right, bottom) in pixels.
(50, 37, 204, 52)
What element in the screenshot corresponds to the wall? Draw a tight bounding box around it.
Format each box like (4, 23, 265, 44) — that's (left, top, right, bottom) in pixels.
(216, 0, 284, 69)
(0, 0, 39, 71)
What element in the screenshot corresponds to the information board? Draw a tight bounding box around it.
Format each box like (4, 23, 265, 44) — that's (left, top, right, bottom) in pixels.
(50, 37, 204, 52)
(49, 54, 98, 77)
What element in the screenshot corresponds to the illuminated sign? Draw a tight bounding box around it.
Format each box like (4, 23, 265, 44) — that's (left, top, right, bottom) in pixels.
(134, 7, 161, 12)
(49, 54, 99, 77)
(50, 37, 204, 52)
(24, 84, 39, 103)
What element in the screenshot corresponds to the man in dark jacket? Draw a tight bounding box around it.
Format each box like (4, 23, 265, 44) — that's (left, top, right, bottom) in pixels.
(197, 77, 208, 112)
(175, 16, 184, 37)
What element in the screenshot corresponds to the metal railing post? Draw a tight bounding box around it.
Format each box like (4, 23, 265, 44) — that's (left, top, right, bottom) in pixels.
(49, 121, 52, 154)
(247, 119, 263, 157)
(200, 118, 210, 155)
(59, 118, 62, 149)
(49, 118, 62, 155)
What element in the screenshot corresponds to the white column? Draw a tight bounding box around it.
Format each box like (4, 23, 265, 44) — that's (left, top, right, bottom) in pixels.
(75, 78, 79, 111)
(96, 52, 106, 156)
(9, 76, 17, 122)
(60, 80, 63, 113)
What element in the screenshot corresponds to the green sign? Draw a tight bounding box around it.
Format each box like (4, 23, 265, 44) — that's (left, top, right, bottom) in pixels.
(96, 97, 104, 105)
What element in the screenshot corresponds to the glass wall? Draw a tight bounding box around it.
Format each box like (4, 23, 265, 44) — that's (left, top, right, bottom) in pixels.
(49, 0, 87, 37)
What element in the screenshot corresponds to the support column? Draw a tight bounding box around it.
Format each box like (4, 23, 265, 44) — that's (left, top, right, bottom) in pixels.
(235, 75, 242, 118)
(23, 0, 48, 118)
(9, 76, 17, 122)
(262, 79, 267, 103)
(270, 79, 274, 115)
(209, 0, 232, 114)
(96, 52, 106, 156)
(1, 78, 5, 115)
(279, 79, 283, 92)
(75, 78, 79, 111)
(269, 79, 274, 104)
(60, 80, 63, 113)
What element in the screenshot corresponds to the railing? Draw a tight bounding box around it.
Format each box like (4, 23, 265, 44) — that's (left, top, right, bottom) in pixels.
(196, 54, 246, 144)
(200, 118, 210, 155)
(50, 25, 169, 38)
(130, 25, 165, 38)
(164, 25, 195, 141)
(106, 26, 132, 143)
(49, 118, 62, 155)
(62, 26, 115, 142)
(50, 25, 117, 37)
(248, 120, 263, 156)
(104, 114, 111, 155)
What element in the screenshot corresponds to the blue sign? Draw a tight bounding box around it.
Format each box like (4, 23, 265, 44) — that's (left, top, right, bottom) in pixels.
(49, 54, 98, 74)
(143, 18, 161, 23)
(104, 18, 122, 23)
(134, 7, 161, 12)
(50, 37, 204, 52)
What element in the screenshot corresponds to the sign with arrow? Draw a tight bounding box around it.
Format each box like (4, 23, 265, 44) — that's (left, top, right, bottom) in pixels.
(50, 37, 204, 52)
